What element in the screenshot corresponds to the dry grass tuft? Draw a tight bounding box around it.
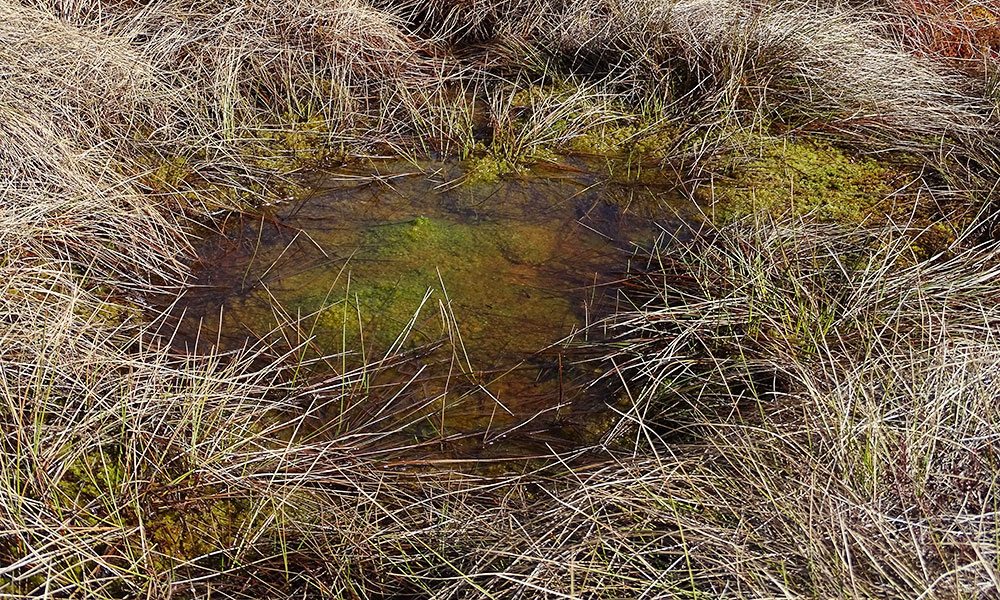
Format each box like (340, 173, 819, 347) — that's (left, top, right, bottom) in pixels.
(393, 0, 996, 142)
(595, 218, 1000, 598)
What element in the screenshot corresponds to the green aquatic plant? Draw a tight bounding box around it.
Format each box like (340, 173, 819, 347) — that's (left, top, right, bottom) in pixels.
(464, 151, 522, 183)
(281, 214, 577, 357)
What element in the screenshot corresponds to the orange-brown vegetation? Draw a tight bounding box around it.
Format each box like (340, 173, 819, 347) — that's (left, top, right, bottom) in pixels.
(893, 0, 1000, 64)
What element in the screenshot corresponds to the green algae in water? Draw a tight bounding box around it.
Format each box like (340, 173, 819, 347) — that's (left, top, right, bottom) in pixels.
(170, 158, 688, 453)
(296, 215, 577, 356)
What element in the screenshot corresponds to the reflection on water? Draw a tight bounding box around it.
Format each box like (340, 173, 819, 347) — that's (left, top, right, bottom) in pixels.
(166, 158, 694, 456)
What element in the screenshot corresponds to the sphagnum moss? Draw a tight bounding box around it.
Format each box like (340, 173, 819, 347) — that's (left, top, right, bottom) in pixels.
(705, 137, 900, 224)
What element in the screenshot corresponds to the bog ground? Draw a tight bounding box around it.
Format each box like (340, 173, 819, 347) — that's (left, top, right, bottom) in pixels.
(1, 0, 999, 598)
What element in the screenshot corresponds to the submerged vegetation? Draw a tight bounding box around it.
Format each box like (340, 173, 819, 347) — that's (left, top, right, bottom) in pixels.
(2, 0, 999, 598)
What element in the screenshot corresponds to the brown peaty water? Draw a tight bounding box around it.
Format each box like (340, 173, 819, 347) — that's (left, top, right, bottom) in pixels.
(163, 157, 695, 457)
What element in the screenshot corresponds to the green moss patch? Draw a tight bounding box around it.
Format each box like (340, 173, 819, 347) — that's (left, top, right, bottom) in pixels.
(705, 138, 901, 224)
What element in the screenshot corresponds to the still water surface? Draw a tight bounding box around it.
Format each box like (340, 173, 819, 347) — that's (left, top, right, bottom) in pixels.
(167, 158, 693, 456)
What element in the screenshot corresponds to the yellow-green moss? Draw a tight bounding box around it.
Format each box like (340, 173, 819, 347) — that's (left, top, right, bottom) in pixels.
(464, 152, 522, 184)
(567, 121, 679, 157)
(143, 155, 193, 192)
(58, 448, 128, 510)
(466, 80, 685, 183)
(706, 138, 899, 224)
(257, 113, 335, 165)
(57, 448, 253, 572)
(144, 497, 251, 569)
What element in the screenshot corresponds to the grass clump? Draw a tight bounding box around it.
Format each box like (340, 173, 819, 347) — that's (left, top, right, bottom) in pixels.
(590, 217, 1000, 598)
